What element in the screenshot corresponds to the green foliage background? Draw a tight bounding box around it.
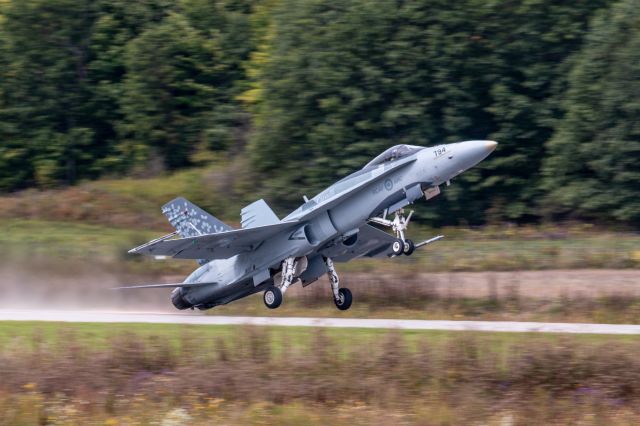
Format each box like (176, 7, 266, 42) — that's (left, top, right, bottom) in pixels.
(0, 0, 638, 226)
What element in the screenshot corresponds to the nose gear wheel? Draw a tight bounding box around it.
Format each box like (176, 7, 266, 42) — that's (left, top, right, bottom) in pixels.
(403, 239, 415, 256)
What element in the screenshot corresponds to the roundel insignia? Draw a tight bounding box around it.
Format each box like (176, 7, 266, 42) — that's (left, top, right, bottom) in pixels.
(384, 179, 393, 191)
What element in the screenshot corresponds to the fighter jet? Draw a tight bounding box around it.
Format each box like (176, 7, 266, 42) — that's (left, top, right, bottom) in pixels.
(123, 140, 497, 310)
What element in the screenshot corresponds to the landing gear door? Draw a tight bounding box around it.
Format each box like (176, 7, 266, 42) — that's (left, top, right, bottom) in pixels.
(423, 186, 440, 200)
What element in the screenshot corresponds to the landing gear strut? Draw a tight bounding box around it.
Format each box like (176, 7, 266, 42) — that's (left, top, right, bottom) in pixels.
(264, 256, 298, 309)
(279, 256, 298, 295)
(263, 256, 353, 310)
(324, 257, 352, 310)
(370, 209, 415, 256)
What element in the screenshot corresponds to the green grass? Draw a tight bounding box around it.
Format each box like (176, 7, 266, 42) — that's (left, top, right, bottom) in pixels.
(342, 225, 640, 272)
(4, 219, 155, 255)
(1, 219, 186, 273)
(0, 320, 638, 352)
(2, 218, 638, 273)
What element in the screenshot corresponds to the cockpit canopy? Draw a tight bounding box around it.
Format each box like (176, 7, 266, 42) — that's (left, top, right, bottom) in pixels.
(363, 144, 424, 170)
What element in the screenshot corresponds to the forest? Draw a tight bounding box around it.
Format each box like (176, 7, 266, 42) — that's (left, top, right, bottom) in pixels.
(0, 0, 638, 226)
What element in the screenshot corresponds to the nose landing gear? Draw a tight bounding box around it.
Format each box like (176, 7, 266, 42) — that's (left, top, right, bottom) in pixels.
(370, 209, 415, 256)
(371, 209, 443, 256)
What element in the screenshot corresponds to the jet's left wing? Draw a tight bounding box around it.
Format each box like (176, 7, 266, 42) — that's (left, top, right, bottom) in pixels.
(129, 221, 297, 260)
(326, 224, 399, 263)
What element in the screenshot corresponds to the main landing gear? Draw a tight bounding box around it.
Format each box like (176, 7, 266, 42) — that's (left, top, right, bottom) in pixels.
(263, 256, 297, 309)
(370, 209, 415, 256)
(263, 256, 352, 311)
(325, 257, 352, 310)
(263, 286, 282, 309)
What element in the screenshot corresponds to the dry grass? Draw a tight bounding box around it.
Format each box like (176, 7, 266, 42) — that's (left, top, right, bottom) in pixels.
(210, 270, 640, 324)
(2, 326, 640, 424)
(0, 164, 252, 230)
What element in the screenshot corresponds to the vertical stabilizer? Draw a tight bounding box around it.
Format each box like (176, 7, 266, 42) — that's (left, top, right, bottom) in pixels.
(241, 199, 280, 228)
(162, 197, 233, 238)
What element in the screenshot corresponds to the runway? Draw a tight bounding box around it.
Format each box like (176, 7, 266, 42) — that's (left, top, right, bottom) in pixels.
(1, 309, 640, 335)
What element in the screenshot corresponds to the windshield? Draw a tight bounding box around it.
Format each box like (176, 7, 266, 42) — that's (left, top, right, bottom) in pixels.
(363, 144, 423, 169)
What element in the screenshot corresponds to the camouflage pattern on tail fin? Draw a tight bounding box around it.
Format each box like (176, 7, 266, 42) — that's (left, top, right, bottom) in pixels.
(162, 197, 232, 238)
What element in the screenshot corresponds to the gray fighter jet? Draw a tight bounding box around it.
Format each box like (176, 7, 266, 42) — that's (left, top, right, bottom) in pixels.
(124, 140, 497, 310)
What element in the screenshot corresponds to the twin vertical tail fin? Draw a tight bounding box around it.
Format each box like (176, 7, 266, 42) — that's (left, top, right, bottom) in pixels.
(240, 199, 280, 228)
(162, 197, 233, 238)
(162, 197, 233, 266)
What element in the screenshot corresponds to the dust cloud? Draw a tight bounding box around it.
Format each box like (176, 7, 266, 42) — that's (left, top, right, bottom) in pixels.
(0, 257, 175, 312)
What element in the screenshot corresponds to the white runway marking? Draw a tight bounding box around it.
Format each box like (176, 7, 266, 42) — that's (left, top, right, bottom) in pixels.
(1, 310, 640, 335)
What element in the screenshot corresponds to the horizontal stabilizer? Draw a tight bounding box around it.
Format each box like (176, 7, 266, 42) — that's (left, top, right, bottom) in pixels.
(112, 282, 214, 290)
(241, 199, 280, 228)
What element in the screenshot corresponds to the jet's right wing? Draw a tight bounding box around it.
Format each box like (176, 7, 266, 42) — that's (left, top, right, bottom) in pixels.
(129, 221, 297, 260)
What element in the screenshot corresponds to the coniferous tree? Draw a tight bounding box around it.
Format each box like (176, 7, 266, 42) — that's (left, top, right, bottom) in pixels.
(543, 0, 640, 224)
(249, 0, 610, 223)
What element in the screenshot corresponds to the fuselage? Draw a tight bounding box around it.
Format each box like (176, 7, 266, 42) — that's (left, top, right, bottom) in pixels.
(174, 140, 497, 309)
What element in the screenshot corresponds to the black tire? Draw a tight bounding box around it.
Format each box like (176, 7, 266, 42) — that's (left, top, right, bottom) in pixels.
(263, 286, 283, 309)
(403, 239, 415, 256)
(391, 240, 404, 256)
(335, 288, 353, 311)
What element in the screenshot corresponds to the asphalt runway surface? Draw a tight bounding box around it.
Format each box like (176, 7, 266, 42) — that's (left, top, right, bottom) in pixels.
(1, 309, 640, 335)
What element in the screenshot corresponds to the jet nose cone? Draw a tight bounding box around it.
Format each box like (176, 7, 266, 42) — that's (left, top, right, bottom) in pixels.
(450, 140, 498, 172)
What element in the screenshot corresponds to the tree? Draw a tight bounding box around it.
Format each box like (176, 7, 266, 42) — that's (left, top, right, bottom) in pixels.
(117, 2, 255, 171)
(0, 0, 255, 188)
(0, 0, 100, 188)
(543, 0, 640, 225)
(248, 0, 611, 223)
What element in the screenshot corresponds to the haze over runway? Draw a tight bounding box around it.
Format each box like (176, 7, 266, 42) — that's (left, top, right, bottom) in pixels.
(2, 309, 640, 335)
